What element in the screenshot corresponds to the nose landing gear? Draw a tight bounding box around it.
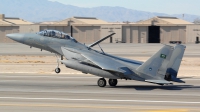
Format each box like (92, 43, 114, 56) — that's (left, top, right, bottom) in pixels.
(55, 54, 63, 74)
(55, 68, 61, 74)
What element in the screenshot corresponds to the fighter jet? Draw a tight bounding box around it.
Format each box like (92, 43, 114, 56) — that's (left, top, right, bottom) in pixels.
(6, 30, 186, 87)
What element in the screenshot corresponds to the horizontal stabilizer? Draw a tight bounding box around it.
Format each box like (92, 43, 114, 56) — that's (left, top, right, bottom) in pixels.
(88, 33, 115, 48)
(145, 80, 172, 84)
(170, 75, 185, 83)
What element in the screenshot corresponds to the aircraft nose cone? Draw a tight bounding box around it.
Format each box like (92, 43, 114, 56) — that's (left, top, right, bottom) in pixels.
(6, 33, 24, 43)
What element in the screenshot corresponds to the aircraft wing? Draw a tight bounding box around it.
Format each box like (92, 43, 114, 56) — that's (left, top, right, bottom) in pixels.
(81, 52, 126, 73)
(61, 47, 135, 78)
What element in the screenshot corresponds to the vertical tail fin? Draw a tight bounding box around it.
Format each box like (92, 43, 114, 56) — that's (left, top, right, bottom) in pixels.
(136, 45, 173, 77)
(164, 45, 186, 82)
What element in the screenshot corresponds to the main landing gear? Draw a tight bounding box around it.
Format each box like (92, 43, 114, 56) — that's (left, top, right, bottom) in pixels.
(108, 79, 118, 87)
(97, 78, 107, 87)
(97, 78, 118, 87)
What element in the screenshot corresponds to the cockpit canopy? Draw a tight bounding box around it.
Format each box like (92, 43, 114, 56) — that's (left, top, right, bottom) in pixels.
(37, 30, 77, 42)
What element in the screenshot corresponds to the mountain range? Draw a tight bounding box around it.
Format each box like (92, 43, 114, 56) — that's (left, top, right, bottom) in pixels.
(0, 0, 199, 23)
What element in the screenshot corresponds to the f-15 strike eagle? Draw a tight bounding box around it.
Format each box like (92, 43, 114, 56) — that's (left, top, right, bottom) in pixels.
(7, 30, 186, 87)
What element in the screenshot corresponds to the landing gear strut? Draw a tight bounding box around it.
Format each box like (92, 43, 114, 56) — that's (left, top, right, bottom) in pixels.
(55, 54, 61, 74)
(97, 78, 107, 87)
(108, 79, 118, 87)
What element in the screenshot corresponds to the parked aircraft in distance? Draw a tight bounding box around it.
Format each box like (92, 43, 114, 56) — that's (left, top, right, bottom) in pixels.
(7, 30, 186, 87)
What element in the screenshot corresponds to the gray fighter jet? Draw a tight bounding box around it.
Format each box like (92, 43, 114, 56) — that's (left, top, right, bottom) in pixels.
(6, 30, 186, 87)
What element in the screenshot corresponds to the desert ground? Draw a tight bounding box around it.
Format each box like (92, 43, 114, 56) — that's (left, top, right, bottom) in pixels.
(0, 55, 199, 77)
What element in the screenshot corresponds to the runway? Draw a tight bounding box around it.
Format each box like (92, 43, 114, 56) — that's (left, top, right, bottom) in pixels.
(0, 73, 199, 112)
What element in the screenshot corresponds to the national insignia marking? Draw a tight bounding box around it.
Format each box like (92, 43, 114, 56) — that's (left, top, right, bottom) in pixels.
(160, 54, 167, 59)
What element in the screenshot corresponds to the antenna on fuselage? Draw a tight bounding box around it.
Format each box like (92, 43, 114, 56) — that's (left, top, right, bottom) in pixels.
(98, 44, 105, 54)
(88, 33, 115, 48)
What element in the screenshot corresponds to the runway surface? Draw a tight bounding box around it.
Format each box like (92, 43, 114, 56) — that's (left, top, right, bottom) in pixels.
(0, 73, 200, 112)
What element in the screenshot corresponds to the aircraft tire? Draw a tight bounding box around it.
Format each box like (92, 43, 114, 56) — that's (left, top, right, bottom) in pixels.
(108, 79, 118, 87)
(55, 68, 61, 74)
(97, 78, 106, 87)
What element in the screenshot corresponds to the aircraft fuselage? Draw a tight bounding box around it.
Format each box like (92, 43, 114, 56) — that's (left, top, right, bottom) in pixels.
(6, 30, 186, 87)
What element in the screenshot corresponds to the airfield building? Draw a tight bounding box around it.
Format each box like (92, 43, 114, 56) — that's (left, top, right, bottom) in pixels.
(123, 16, 194, 44)
(0, 14, 33, 43)
(0, 14, 200, 44)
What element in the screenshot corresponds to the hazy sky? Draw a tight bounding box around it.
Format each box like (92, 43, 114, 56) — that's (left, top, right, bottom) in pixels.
(50, 0, 200, 15)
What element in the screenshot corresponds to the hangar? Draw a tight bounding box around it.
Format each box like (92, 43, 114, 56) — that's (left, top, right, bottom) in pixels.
(122, 16, 194, 44)
(36, 16, 200, 44)
(0, 14, 200, 44)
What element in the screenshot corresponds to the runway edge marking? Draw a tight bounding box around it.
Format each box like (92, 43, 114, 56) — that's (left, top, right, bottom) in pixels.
(0, 97, 200, 104)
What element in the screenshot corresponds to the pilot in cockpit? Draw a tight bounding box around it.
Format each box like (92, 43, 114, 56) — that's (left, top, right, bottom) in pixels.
(37, 30, 77, 43)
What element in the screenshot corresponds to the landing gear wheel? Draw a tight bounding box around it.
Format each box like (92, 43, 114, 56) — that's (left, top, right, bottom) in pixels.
(54, 54, 61, 74)
(97, 78, 106, 87)
(108, 79, 118, 87)
(55, 68, 61, 74)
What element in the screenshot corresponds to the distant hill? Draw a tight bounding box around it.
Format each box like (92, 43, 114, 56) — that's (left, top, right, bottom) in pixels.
(0, 0, 199, 23)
